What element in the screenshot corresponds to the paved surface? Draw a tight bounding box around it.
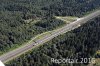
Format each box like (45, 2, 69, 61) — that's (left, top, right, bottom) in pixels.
(0, 10, 100, 63)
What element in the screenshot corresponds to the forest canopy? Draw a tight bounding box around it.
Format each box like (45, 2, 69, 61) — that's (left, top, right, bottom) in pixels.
(0, 0, 100, 55)
(6, 16, 100, 66)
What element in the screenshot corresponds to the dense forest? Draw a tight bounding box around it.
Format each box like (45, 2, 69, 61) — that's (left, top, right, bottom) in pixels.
(6, 15, 100, 66)
(0, 0, 100, 53)
(0, 0, 67, 52)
